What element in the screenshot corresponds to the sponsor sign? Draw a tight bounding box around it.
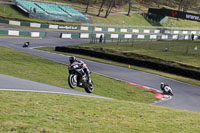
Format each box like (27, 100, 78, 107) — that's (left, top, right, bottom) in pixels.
(8, 30, 19, 36)
(111, 34, 119, 38)
(144, 30, 150, 33)
(120, 29, 127, 32)
(132, 29, 139, 33)
(124, 34, 132, 38)
(49, 25, 58, 29)
(80, 26, 89, 31)
(31, 32, 40, 37)
(9, 20, 20, 26)
(30, 23, 41, 28)
(96, 33, 104, 38)
(186, 14, 200, 21)
(162, 35, 168, 39)
(58, 25, 78, 30)
(172, 35, 178, 39)
(154, 30, 160, 34)
(95, 27, 102, 31)
(173, 31, 179, 34)
(108, 28, 115, 32)
(80, 33, 89, 38)
(182, 31, 188, 34)
(148, 8, 200, 22)
(137, 35, 145, 39)
(150, 35, 157, 39)
(61, 34, 71, 38)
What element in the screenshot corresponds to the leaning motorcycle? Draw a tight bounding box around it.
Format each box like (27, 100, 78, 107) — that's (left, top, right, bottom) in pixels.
(68, 62, 94, 93)
(22, 42, 30, 48)
(162, 86, 174, 96)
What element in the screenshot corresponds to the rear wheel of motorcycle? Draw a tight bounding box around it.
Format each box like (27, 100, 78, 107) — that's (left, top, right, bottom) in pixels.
(68, 74, 77, 89)
(84, 81, 94, 93)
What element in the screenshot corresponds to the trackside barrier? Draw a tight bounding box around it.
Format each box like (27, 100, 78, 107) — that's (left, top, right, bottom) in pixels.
(0, 29, 46, 37)
(55, 47, 200, 80)
(60, 33, 199, 40)
(1, 18, 200, 35)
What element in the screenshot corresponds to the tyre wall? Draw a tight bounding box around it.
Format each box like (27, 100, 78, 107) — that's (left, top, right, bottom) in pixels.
(55, 46, 200, 80)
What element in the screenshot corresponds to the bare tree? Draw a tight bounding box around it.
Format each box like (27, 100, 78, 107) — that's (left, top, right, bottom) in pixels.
(154, 0, 162, 8)
(97, 0, 106, 16)
(127, 0, 132, 16)
(85, 0, 90, 13)
(105, 0, 115, 18)
(178, 0, 198, 12)
(183, 0, 198, 12)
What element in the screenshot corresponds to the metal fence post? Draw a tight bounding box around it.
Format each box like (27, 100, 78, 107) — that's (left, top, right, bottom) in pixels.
(131, 39, 134, 47)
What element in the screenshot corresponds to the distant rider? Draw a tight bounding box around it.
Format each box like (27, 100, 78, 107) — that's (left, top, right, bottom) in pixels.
(160, 82, 173, 95)
(69, 56, 92, 84)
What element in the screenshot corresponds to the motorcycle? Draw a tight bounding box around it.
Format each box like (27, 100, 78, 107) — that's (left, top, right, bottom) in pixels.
(161, 86, 174, 96)
(68, 62, 94, 93)
(23, 42, 30, 48)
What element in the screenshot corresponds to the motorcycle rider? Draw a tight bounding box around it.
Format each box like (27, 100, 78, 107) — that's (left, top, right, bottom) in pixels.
(160, 82, 173, 95)
(69, 56, 92, 84)
(23, 42, 30, 48)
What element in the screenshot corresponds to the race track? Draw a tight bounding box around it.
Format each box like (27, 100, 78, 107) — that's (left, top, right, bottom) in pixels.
(0, 36, 200, 112)
(0, 74, 111, 99)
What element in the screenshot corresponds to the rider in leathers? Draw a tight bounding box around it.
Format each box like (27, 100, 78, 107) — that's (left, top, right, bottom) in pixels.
(160, 82, 172, 95)
(69, 56, 92, 84)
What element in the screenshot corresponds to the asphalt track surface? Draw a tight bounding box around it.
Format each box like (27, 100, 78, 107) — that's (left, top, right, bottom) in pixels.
(0, 74, 112, 100)
(1, 37, 200, 112)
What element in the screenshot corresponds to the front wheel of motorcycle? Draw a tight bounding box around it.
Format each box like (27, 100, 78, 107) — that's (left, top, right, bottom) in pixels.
(169, 91, 174, 96)
(84, 81, 94, 93)
(68, 74, 77, 89)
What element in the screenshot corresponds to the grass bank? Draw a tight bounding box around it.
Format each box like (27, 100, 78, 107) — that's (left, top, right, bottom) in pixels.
(0, 91, 200, 132)
(0, 46, 157, 103)
(0, 5, 79, 25)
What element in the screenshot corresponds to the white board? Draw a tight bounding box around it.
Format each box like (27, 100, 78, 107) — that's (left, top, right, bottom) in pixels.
(80, 26, 89, 31)
(111, 34, 119, 38)
(49, 24, 58, 29)
(31, 32, 40, 37)
(61, 34, 71, 38)
(9, 20, 20, 26)
(8, 30, 19, 36)
(80, 33, 89, 38)
(30, 23, 41, 28)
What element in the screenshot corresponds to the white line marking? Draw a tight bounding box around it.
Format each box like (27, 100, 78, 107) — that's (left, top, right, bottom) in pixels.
(0, 89, 112, 100)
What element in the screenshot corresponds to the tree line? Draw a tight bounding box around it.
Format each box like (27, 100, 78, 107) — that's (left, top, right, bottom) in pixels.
(143, 0, 199, 12)
(67, 0, 200, 18)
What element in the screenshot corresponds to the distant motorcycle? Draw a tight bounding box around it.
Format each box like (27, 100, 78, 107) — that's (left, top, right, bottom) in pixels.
(68, 62, 94, 93)
(23, 42, 30, 48)
(161, 86, 174, 96)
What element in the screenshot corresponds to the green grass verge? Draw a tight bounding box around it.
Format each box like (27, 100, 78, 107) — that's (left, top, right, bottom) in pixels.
(0, 46, 157, 103)
(0, 35, 30, 37)
(1, 91, 200, 132)
(91, 13, 154, 26)
(162, 17, 200, 28)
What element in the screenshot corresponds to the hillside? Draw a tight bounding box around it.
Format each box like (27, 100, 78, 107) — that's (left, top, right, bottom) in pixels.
(0, 0, 199, 28)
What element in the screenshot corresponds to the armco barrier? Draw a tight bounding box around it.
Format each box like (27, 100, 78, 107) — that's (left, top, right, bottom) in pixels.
(55, 46, 200, 80)
(0, 29, 46, 37)
(60, 33, 199, 40)
(0, 18, 200, 35)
